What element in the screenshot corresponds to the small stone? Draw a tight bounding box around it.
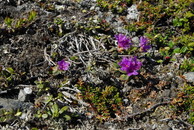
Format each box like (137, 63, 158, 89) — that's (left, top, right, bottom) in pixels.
(71, 16, 76, 20)
(95, 7, 100, 11)
(24, 87, 32, 94)
(90, 6, 95, 11)
(131, 36, 139, 46)
(55, 5, 66, 13)
(123, 99, 129, 104)
(93, 19, 98, 23)
(20, 113, 27, 120)
(18, 87, 32, 101)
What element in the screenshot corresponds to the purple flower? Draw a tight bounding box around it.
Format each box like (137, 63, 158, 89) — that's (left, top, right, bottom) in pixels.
(115, 34, 132, 49)
(119, 56, 142, 76)
(139, 36, 151, 52)
(57, 60, 70, 71)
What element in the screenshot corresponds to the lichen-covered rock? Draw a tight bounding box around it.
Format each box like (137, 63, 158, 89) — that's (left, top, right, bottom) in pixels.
(0, 98, 33, 111)
(183, 72, 194, 83)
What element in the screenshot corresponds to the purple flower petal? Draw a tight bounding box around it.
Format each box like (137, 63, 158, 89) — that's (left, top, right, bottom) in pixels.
(119, 56, 142, 76)
(115, 34, 132, 49)
(57, 60, 70, 71)
(127, 71, 138, 76)
(139, 36, 151, 52)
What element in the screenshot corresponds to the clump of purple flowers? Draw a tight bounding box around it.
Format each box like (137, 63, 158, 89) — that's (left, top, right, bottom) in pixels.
(115, 34, 132, 49)
(57, 60, 70, 71)
(139, 36, 151, 52)
(119, 56, 142, 76)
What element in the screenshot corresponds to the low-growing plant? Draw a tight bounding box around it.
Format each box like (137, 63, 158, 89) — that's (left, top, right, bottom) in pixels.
(4, 10, 37, 30)
(4, 17, 13, 27)
(0, 67, 18, 89)
(180, 58, 194, 72)
(76, 83, 123, 121)
(34, 95, 71, 121)
(35, 80, 51, 95)
(28, 10, 37, 22)
(171, 84, 194, 124)
(126, 0, 194, 65)
(0, 109, 22, 122)
(97, 0, 132, 14)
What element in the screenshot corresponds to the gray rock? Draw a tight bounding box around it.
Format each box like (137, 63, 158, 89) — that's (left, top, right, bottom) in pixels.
(183, 72, 194, 83)
(162, 89, 171, 97)
(0, 98, 33, 111)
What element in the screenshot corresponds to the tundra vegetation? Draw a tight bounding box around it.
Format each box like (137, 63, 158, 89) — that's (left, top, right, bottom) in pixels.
(0, 0, 193, 129)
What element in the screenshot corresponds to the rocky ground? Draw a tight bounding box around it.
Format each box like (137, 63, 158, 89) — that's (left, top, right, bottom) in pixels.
(0, 0, 194, 129)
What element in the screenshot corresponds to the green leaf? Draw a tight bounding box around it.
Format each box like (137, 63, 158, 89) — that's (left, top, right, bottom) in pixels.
(173, 18, 182, 26)
(28, 11, 37, 21)
(185, 11, 194, 18)
(156, 60, 163, 63)
(180, 18, 188, 22)
(6, 67, 14, 74)
(168, 41, 174, 48)
(51, 103, 59, 118)
(70, 56, 78, 61)
(188, 42, 194, 47)
(180, 46, 188, 53)
(44, 95, 53, 104)
(119, 74, 129, 81)
(6, 76, 12, 81)
(42, 114, 48, 119)
(4, 17, 12, 27)
(113, 62, 120, 68)
(173, 47, 180, 54)
(130, 46, 138, 52)
(59, 106, 68, 114)
(95, 26, 101, 29)
(164, 47, 170, 51)
(15, 111, 22, 116)
(31, 128, 39, 130)
(64, 115, 71, 121)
